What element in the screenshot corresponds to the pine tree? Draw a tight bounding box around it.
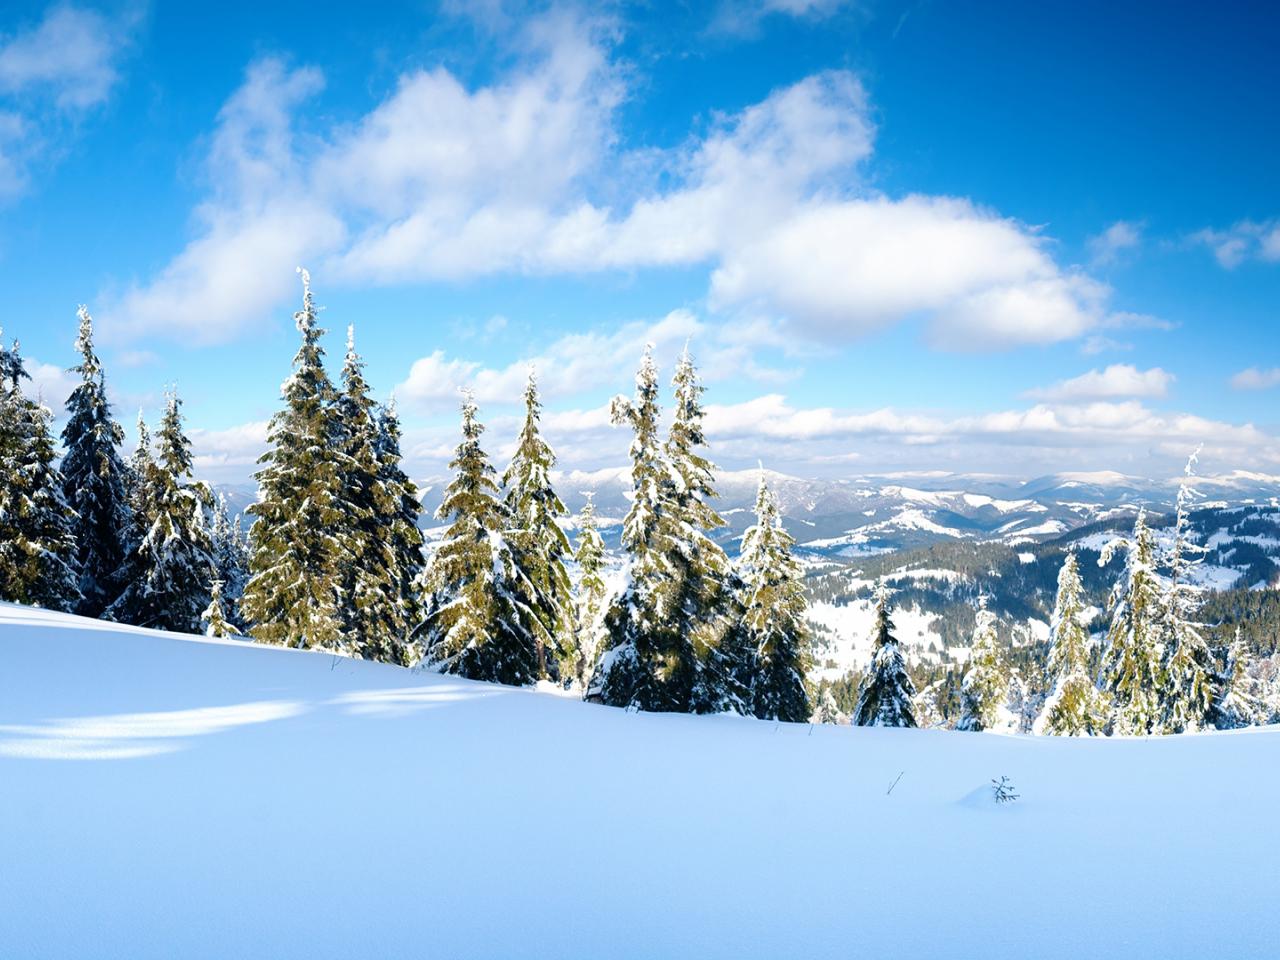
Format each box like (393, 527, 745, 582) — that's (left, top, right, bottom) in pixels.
(572, 492, 609, 687)
(202, 580, 237, 638)
(373, 397, 424, 658)
(1100, 508, 1165, 735)
(0, 338, 80, 611)
(664, 347, 744, 715)
(60, 305, 133, 616)
(241, 270, 351, 650)
(590, 345, 683, 710)
(812, 686, 845, 724)
(210, 494, 249, 630)
(105, 389, 216, 633)
(956, 598, 1008, 732)
(415, 393, 543, 685)
(740, 469, 810, 722)
(502, 371, 574, 679)
(1158, 450, 1214, 733)
(334, 325, 412, 663)
(852, 583, 917, 727)
(1036, 552, 1107, 735)
(124, 411, 154, 549)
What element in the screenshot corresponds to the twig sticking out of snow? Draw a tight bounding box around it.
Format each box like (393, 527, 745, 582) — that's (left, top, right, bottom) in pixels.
(886, 771, 905, 795)
(992, 776, 1019, 804)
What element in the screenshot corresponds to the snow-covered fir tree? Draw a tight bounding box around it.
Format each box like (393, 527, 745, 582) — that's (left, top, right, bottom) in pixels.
(0, 338, 80, 611)
(1099, 508, 1165, 735)
(242, 270, 351, 650)
(571, 492, 610, 687)
(851, 582, 917, 727)
(210, 494, 249, 630)
(124, 411, 154, 549)
(956, 598, 1008, 732)
(1036, 551, 1107, 735)
(60, 305, 133, 616)
(415, 393, 544, 685)
(372, 397, 424, 656)
(812, 686, 845, 725)
(1157, 450, 1214, 733)
(105, 389, 216, 632)
(502, 371, 574, 679)
(739, 469, 810, 722)
(334, 326, 413, 663)
(202, 580, 237, 638)
(1208, 628, 1265, 729)
(590, 346, 683, 710)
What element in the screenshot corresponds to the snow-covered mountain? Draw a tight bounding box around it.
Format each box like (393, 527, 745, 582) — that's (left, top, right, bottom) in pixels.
(2, 603, 1276, 958)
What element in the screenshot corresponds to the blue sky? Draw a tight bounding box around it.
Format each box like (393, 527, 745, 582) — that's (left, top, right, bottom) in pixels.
(1, 0, 1277, 483)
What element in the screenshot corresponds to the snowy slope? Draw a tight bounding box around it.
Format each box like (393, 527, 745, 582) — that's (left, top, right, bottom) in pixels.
(2, 603, 1278, 959)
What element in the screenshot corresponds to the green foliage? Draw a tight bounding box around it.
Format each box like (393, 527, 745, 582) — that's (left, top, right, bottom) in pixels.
(416, 394, 544, 686)
(242, 270, 350, 651)
(1100, 510, 1165, 734)
(502, 372, 574, 679)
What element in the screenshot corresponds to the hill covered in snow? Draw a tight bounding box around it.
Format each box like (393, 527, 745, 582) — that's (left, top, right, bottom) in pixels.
(1, 603, 1276, 959)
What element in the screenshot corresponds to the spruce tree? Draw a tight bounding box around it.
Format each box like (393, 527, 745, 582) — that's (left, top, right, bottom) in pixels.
(105, 389, 216, 633)
(373, 397, 424, 656)
(812, 686, 845, 724)
(334, 325, 411, 663)
(0, 339, 80, 611)
(956, 598, 1008, 732)
(1100, 508, 1165, 735)
(1036, 552, 1107, 735)
(590, 346, 682, 710)
(202, 580, 237, 638)
(241, 270, 350, 650)
(1158, 451, 1214, 733)
(60, 305, 133, 616)
(851, 582, 917, 727)
(740, 469, 810, 722)
(664, 347, 744, 715)
(572, 492, 609, 687)
(210, 494, 249, 630)
(415, 393, 543, 685)
(502, 371, 574, 679)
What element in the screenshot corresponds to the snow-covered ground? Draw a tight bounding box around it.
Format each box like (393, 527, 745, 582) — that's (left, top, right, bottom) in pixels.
(2, 602, 1278, 959)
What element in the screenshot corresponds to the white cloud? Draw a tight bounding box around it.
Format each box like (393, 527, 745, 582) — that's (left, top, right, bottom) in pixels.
(104, 16, 1115, 355)
(20, 355, 78, 407)
(1230, 367, 1280, 391)
(1087, 220, 1143, 265)
(1189, 219, 1280, 269)
(1027, 364, 1174, 402)
(190, 420, 270, 483)
(708, 0, 856, 35)
(0, 3, 135, 197)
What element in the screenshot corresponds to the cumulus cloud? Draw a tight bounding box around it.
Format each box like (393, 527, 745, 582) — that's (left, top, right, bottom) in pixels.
(708, 0, 856, 35)
(0, 3, 136, 197)
(1189, 219, 1280, 269)
(1087, 220, 1143, 265)
(1231, 367, 1280, 391)
(103, 13, 1114, 355)
(1027, 364, 1174, 402)
(189, 420, 270, 484)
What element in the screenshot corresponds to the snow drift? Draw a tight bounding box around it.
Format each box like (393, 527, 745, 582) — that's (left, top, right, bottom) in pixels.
(0, 602, 1276, 959)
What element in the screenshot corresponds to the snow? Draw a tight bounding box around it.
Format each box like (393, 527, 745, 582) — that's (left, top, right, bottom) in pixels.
(1017, 551, 1036, 564)
(3, 602, 1279, 959)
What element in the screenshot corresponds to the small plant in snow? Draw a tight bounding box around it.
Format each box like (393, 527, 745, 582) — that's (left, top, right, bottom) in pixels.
(991, 776, 1019, 804)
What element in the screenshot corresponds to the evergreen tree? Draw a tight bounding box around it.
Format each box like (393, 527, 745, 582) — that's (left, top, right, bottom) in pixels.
(202, 580, 237, 638)
(1158, 450, 1214, 733)
(664, 347, 743, 715)
(415, 393, 543, 685)
(502, 371, 573, 679)
(812, 686, 845, 724)
(105, 389, 216, 632)
(124, 411, 154, 549)
(373, 397, 424, 657)
(1036, 552, 1107, 735)
(0, 339, 80, 611)
(242, 270, 351, 650)
(740, 469, 810, 722)
(60, 305, 133, 616)
(956, 598, 1008, 732)
(571, 492, 609, 687)
(210, 495, 249, 631)
(334, 325, 412, 663)
(590, 346, 684, 710)
(1100, 508, 1165, 735)
(851, 583, 917, 727)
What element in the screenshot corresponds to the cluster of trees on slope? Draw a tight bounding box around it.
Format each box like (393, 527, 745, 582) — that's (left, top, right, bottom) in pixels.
(815, 459, 1275, 734)
(0, 310, 246, 629)
(0, 273, 812, 723)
